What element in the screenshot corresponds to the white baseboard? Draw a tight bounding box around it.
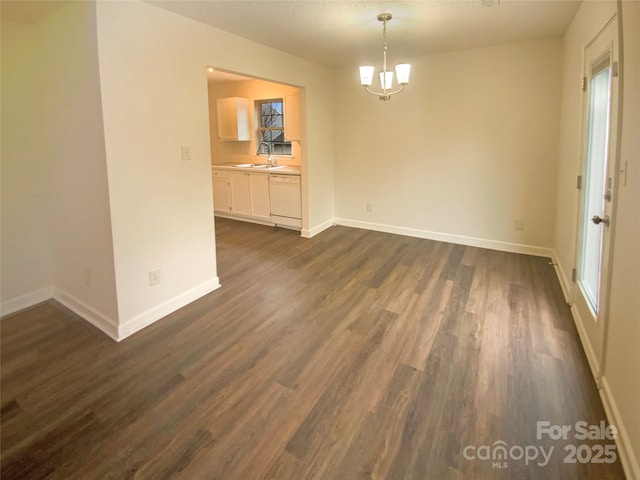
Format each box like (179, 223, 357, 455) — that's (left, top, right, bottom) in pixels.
(551, 260, 639, 479)
(600, 375, 640, 480)
(2, 278, 221, 343)
(53, 288, 119, 341)
(116, 277, 220, 342)
(301, 218, 335, 238)
(1, 287, 54, 318)
(550, 250, 573, 303)
(569, 303, 600, 380)
(214, 213, 273, 227)
(334, 218, 555, 257)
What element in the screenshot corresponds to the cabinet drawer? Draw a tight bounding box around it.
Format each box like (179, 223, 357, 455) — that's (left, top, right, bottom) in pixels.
(212, 169, 230, 179)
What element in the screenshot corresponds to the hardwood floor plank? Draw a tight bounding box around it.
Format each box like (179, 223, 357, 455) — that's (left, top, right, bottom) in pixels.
(285, 315, 392, 460)
(0, 218, 625, 479)
(330, 363, 422, 480)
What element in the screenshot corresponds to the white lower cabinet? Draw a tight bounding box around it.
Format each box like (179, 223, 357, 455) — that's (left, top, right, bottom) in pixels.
(230, 172, 251, 216)
(213, 168, 271, 221)
(248, 173, 271, 220)
(212, 170, 232, 214)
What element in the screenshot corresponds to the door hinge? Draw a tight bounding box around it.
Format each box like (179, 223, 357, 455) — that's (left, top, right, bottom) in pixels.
(612, 62, 619, 77)
(581, 77, 587, 91)
(571, 268, 577, 282)
(577, 175, 582, 190)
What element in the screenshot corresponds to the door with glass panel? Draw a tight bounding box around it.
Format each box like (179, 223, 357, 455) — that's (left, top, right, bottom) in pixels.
(573, 16, 619, 377)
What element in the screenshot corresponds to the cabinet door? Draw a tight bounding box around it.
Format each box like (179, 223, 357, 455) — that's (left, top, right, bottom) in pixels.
(249, 173, 271, 220)
(212, 176, 231, 213)
(217, 98, 238, 140)
(217, 97, 250, 141)
(230, 172, 251, 216)
(284, 93, 300, 141)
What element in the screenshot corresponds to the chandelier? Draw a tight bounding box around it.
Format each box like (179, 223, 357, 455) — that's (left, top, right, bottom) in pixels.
(359, 13, 411, 101)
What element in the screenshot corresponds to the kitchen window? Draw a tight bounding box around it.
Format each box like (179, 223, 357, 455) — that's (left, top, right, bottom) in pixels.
(256, 99, 292, 156)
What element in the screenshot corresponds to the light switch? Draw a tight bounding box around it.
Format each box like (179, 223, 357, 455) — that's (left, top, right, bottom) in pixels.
(181, 145, 191, 161)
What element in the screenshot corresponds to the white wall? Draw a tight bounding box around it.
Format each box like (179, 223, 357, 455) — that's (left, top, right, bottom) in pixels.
(94, 0, 335, 332)
(1, 2, 119, 327)
(334, 38, 562, 255)
(555, 1, 640, 477)
(95, 1, 219, 334)
(44, 2, 119, 326)
(601, 2, 640, 477)
(1, 20, 54, 313)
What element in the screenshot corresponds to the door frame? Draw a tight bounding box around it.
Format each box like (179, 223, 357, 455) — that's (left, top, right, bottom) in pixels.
(570, 12, 623, 384)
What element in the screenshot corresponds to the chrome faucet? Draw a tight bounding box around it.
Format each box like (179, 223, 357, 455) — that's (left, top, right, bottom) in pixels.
(257, 142, 274, 166)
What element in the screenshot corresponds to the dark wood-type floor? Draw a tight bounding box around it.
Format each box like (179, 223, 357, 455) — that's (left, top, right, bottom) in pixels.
(1, 218, 626, 479)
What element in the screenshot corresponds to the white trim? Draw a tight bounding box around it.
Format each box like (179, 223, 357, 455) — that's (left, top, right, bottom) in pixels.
(214, 213, 273, 226)
(0, 286, 54, 317)
(334, 218, 555, 257)
(53, 288, 119, 341)
(599, 375, 640, 480)
(569, 303, 600, 380)
(1, 279, 221, 342)
(115, 277, 220, 342)
(271, 214, 302, 229)
(550, 250, 573, 303)
(301, 218, 335, 238)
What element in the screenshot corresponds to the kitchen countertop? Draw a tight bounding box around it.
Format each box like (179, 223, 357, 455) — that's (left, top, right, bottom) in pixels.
(212, 163, 301, 175)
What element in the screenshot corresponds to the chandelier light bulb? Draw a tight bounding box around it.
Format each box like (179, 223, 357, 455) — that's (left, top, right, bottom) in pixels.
(395, 64, 411, 85)
(359, 66, 375, 87)
(380, 71, 394, 90)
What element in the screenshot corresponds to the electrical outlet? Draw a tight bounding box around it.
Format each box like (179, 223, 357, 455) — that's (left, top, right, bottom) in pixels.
(515, 219, 524, 231)
(149, 268, 161, 286)
(181, 145, 191, 161)
(366, 203, 373, 212)
(83, 269, 91, 286)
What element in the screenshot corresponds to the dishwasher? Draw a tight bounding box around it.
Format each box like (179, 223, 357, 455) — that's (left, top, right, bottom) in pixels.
(269, 174, 302, 228)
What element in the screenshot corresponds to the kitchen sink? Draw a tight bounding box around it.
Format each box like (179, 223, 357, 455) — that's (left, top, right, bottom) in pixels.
(232, 163, 286, 170)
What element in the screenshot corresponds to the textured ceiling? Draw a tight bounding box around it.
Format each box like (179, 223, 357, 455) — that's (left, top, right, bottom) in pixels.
(148, 0, 582, 68)
(2, 0, 582, 70)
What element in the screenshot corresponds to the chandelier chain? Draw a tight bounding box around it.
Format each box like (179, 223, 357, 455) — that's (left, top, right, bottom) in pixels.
(382, 17, 388, 81)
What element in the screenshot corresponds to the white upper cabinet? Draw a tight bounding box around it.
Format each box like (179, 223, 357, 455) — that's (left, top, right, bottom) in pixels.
(217, 97, 250, 141)
(284, 93, 300, 141)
